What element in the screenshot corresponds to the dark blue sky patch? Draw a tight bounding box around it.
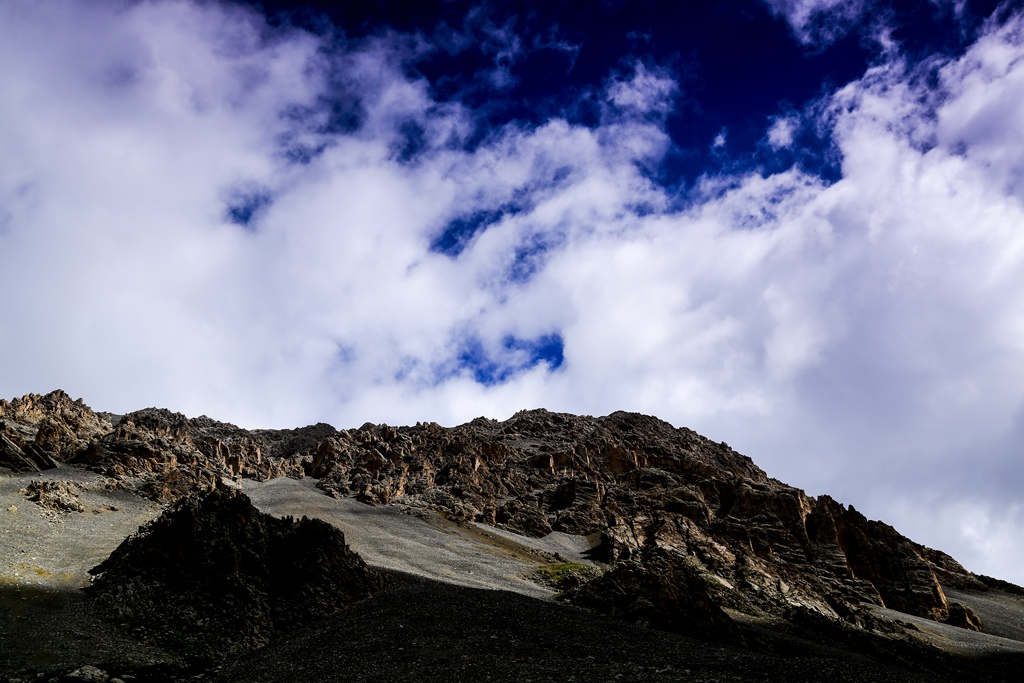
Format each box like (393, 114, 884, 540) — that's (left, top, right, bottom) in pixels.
(335, 344, 357, 364)
(391, 120, 428, 163)
(280, 140, 330, 165)
(431, 165, 576, 257)
(320, 91, 364, 135)
(885, 0, 1004, 63)
(551, 165, 572, 184)
(755, 131, 846, 186)
(505, 333, 565, 371)
(431, 205, 520, 257)
(454, 337, 502, 385)
(392, 355, 420, 383)
(252, 0, 1011, 195)
(506, 231, 563, 283)
(446, 332, 565, 386)
(224, 187, 273, 229)
(626, 201, 658, 218)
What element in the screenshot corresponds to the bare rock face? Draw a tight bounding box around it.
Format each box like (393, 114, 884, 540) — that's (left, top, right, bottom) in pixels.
(810, 497, 948, 619)
(72, 408, 331, 502)
(305, 410, 959, 625)
(0, 391, 112, 472)
(86, 484, 387, 660)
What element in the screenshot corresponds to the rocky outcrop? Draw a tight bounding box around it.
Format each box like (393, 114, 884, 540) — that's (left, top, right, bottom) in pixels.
(73, 407, 249, 501)
(1, 393, 352, 500)
(941, 602, 983, 631)
(304, 410, 956, 625)
(0, 391, 111, 472)
(809, 497, 948, 618)
(1, 391, 1009, 638)
(86, 484, 387, 660)
(21, 480, 86, 513)
(72, 408, 333, 502)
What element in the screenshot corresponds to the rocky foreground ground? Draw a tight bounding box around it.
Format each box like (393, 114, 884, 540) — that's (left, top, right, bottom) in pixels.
(2, 390, 1024, 682)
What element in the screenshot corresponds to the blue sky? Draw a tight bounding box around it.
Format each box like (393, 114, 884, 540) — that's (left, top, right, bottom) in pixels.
(2, 0, 1024, 583)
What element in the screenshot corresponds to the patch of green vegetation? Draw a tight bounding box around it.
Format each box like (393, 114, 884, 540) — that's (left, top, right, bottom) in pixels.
(532, 562, 600, 592)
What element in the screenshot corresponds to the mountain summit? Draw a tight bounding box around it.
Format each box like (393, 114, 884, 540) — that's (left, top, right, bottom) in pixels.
(1, 390, 1022, 682)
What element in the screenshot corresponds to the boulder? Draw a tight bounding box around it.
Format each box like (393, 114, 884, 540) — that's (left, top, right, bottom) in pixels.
(22, 480, 86, 513)
(941, 602, 983, 631)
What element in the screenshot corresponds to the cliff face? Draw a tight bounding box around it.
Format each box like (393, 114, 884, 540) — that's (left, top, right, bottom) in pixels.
(0, 391, 996, 633)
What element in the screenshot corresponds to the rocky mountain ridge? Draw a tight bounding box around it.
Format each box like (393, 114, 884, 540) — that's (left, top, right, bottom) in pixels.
(0, 390, 1010, 642)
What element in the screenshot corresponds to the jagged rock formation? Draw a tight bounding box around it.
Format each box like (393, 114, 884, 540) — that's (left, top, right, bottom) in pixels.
(307, 411, 958, 624)
(1, 391, 335, 499)
(0, 391, 111, 472)
(0, 390, 1013, 640)
(86, 484, 388, 660)
(74, 408, 326, 502)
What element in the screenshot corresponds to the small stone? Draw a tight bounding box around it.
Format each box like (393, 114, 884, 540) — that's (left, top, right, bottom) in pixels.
(6, 505, 16, 512)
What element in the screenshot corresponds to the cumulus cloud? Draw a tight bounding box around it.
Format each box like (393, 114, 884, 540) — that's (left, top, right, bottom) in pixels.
(2, 0, 1024, 583)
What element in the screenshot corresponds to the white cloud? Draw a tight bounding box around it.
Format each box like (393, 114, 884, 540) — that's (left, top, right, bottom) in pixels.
(936, 15, 1024, 198)
(766, 115, 798, 148)
(606, 62, 677, 116)
(2, 0, 1024, 585)
(877, 496, 1024, 581)
(763, 0, 870, 45)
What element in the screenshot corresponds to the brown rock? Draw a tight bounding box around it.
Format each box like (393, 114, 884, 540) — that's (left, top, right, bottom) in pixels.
(0, 391, 113, 471)
(22, 479, 87, 513)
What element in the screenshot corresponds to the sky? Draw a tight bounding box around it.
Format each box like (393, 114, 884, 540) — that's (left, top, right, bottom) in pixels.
(2, 0, 1024, 583)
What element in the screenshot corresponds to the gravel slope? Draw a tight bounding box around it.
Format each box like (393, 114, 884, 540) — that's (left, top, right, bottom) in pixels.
(870, 605, 1024, 657)
(0, 465, 162, 589)
(241, 477, 556, 598)
(946, 588, 1024, 643)
(0, 466, 177, 674)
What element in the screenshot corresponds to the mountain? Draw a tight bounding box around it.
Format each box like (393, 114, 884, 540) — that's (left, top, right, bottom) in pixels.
(2, 390, 1023, 682)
